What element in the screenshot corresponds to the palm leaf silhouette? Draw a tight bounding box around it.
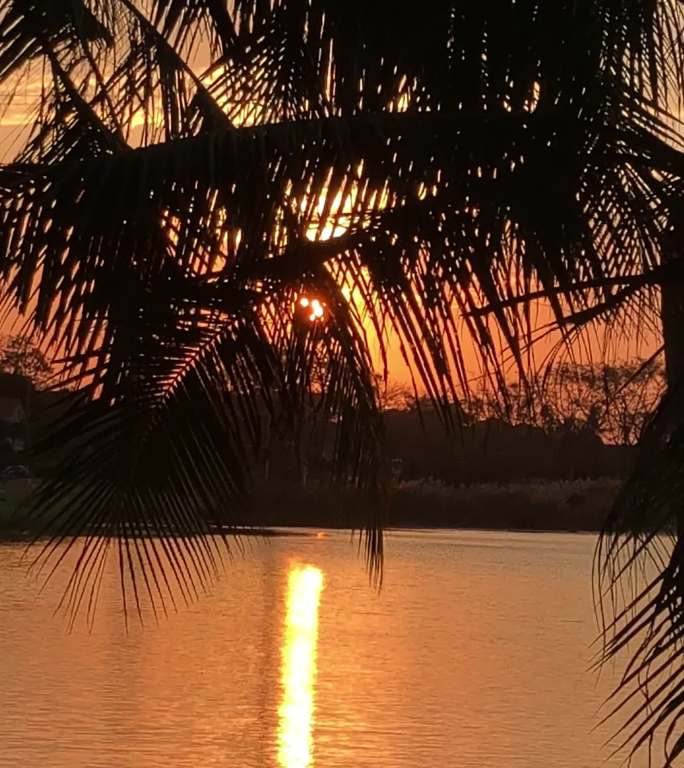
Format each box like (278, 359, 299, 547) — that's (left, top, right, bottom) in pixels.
(1, 1, 684, 760)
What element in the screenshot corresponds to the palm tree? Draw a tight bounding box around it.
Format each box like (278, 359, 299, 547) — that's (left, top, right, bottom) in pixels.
(1, 1, 684, 762)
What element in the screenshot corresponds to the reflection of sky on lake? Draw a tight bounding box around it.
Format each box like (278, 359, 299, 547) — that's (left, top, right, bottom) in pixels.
(0, 531, 656, 767)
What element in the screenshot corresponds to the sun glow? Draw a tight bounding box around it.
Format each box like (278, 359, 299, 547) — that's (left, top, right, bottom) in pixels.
(297, 296, 326, 322)
(278, 565, 325, 768)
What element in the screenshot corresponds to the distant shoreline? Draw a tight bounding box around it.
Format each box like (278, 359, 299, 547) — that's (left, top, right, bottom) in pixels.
(0, 477, 622, 541)
(0, 519, 611, 543)
(0, 525, 318, 543)
(0, 526, 604, 544)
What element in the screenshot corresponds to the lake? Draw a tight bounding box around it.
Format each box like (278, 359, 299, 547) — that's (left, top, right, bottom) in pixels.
(0, 530, 645, 768)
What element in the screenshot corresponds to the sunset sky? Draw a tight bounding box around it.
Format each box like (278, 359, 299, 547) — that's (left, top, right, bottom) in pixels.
(0, 52, 663, 393)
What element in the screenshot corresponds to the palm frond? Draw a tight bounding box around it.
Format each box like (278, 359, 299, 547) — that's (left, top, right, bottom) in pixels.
(597, 378, 684, 765)
(0, 10, 683, 758)
(0, 0, 112, 83)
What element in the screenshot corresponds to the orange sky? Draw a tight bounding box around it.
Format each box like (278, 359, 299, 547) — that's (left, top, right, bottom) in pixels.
(0, 65, 663, 393)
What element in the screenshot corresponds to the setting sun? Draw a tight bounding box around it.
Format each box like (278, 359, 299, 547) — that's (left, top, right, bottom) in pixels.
(297, 296, 326, 323)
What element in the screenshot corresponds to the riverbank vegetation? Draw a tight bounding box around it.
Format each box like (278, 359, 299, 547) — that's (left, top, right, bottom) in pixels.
(0, 358, 656, 537)
(0, 478, 621, 538)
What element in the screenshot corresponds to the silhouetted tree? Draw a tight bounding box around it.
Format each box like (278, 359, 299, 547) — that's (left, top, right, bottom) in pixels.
(0, 336, 51, 387)
(552, 359, 665, 446)
(0, 2, 682, 759)
(467, 358, 666, 446)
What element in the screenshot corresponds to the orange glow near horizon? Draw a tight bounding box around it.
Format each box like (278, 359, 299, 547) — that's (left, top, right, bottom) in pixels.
(278, 565, 324, 768)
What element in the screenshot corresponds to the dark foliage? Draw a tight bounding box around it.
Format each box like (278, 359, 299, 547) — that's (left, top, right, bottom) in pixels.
(0, 2, 683, 760)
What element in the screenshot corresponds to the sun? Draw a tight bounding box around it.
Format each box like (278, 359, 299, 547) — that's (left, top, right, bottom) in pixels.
(298, 296, 326, 322)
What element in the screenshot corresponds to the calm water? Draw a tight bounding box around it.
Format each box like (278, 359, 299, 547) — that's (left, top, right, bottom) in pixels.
(0, 530, 642, 768)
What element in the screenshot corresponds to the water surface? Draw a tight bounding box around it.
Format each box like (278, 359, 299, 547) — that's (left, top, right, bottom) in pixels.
(0, 530, 642, 767)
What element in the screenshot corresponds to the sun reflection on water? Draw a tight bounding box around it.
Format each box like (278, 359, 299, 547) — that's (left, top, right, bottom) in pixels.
(278, 565, 324, 768)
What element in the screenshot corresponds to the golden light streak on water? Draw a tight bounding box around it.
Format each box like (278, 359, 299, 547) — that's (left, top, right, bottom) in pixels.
(278, 565, 324, 768)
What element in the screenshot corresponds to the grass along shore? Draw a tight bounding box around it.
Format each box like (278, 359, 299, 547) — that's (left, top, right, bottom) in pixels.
(244, 477, 621, 533)
(0, 477, 621, 539)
